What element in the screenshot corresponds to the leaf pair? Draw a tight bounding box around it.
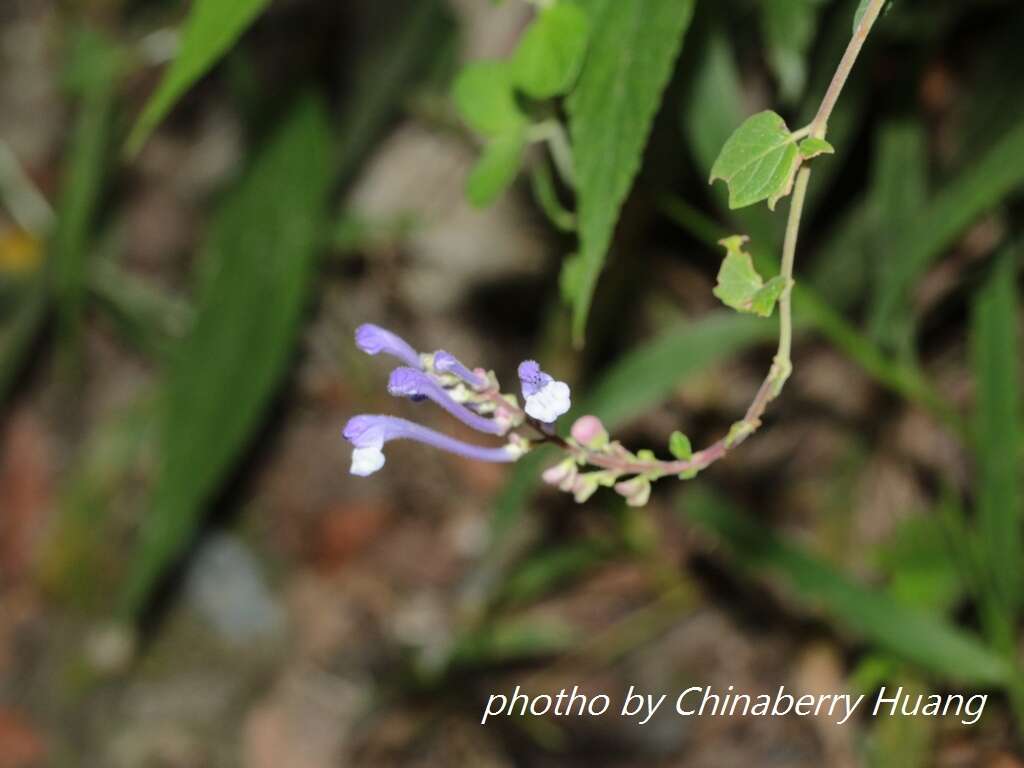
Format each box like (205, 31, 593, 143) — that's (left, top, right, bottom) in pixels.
(710, 110, 833, 211)
(453, 2, 590, 207)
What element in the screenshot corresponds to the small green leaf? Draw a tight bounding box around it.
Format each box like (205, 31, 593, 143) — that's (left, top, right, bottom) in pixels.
(710, 110, 802, 210)
(466, 132, 526, 207)
(712, 235, 788, 317)
(668, 431, 692, 461)
(452, 60, 525, 138)
(511, 2, 590, 99)
(798, 136, 835, 159)
(127, 0, 274, 154)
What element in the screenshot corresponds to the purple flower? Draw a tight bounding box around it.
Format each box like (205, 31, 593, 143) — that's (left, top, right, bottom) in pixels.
(517, 360, 571, 423)
(433, 350, 487, 389)
(343, 415, 520, 476)
(387, 367, 504, 435)
(355, 324, 422, 369)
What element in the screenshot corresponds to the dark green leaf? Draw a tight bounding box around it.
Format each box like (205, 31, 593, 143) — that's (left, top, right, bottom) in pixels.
(681, 488, 1012, 685)
(127, 0, 274, 154)
(865, 121, 927, 349)
(120, 98, 333, 614)
(971, 247, 1022, 618)
(53, 27, 118, 347)
(567, 0, 696, 342)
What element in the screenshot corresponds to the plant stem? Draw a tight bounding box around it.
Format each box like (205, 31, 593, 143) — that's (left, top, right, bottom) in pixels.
(526, 0, 889, 481)
(810, 0, 887, 138)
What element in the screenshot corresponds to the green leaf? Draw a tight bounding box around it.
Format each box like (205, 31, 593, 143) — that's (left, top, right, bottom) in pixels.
(873, 515, 965, 615)
(681, 487, 1012, 685)
(971, 248, 1022, 619)
(452, 60, 525, 138)
(120, 98, 333, 614)
(53, 27, 118, 347)
(798, 136, 834, 159)
(865, 121, 927, 350)
(126, 0, 274, 155)
(710, 110, 802, 210)
(466, 132, 526, 207)
(712, 235, 787, 317)
(567, 0, 696, 343)
(511, 2, 590, 99)
(668, 431, 692, 461)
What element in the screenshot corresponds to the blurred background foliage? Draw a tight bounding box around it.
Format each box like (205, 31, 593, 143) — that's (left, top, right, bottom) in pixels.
(0, 0, 1022, 765)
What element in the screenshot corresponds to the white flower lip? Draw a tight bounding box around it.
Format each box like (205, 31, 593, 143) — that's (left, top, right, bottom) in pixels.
(524, 380, 571, 423)
(350, 440, 386, 476)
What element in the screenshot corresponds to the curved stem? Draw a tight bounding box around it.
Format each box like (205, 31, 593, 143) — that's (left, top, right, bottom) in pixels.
(529, 0, 889, 482)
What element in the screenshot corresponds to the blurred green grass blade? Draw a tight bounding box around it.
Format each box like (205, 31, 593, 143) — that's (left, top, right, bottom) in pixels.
(0, 277, 46, 406)
(336, 0, 454, 186)
(582, 312, 775, 428)
(970, 247, 1022, 621)
(682, 29, 744, 179)
(126, 0, 273, 155)
(448, 616, 578, 669)
(760, 0, 821, 104)
(865, 121, 927, 351)
(870, 119, 1024, 352)
(120, 97, 332, 614)
(53, 27, 119, 348)
(567, 0, 696, 343)
(680, 487, 1012, 685)
(500, 540, 615, 606)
